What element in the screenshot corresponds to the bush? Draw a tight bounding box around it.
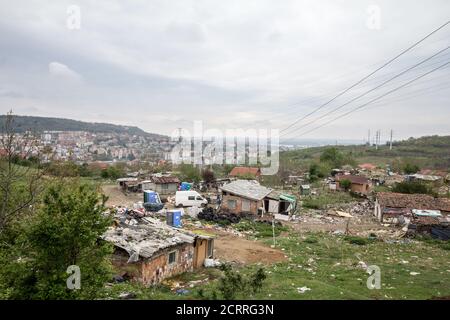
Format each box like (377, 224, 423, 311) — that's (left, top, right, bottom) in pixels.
(392, 181, 435, 195)
(214, 264, 267, 299)
(344, 236, 370, 245)
(303, 236, 318, 244)
(403, 163, 420, 174)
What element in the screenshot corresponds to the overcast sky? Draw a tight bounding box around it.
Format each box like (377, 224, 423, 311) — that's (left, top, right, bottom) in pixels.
(0, 0, 449, 141)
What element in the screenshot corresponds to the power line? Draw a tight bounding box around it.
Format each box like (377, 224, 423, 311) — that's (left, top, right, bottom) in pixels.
(292, 60, 450, 138)
(280, 45, 449, 137)
(279, 20, 450, 134)
(270, 53, 450, 125)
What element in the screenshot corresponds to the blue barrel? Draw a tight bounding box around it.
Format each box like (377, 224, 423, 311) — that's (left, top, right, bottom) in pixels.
(144, 190, 159, 203)
(172, 210, 182, 228)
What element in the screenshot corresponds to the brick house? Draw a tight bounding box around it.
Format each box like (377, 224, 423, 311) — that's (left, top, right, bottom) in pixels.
(335, 174, 371, 195)
(103, 217, 214, 285)
(220, 180, 272, 215)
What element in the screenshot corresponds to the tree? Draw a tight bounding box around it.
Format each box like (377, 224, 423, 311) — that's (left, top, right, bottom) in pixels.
(202, 169, 215, 184)
(177, 164, 201, 183)
(309, 162, 331, 181)
(392, 181, 434, 195)
(403, 163, 420, 174)
(339, 179, 352, 191)
(0, 181, 113, 299)
(0, 111, 47, 235)
(320, 147, 344, 167)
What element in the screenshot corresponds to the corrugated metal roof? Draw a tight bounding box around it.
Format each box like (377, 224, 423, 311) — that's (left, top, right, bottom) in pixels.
(102, 217, 195, 259)
(151, 176, 180, 184)
(377, 192, 450, 212)
(220, 179, 272, 201)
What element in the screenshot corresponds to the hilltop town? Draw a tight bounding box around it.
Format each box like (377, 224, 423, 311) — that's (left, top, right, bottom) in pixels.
(1, 113, 448, 300)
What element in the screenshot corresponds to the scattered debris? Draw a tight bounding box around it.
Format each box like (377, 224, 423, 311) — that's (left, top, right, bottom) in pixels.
(118, 292, 136, 299)
(297, 286, 311, 294)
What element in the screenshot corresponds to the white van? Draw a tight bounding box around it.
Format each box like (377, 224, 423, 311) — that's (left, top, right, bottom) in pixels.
(175, 191, 208, 207)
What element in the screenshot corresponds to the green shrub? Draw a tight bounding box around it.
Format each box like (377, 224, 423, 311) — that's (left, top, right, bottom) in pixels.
(344, 236, 369, 246)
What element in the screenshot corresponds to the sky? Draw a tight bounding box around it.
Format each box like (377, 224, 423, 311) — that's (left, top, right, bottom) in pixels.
(0, 0, 449, 142)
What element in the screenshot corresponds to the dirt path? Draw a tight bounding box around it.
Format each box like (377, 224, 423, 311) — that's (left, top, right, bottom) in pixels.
(101, 184, 143, 207)
(210, 231, 287, 265)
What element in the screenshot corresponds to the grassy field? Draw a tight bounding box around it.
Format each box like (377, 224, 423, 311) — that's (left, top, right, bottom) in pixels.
(103, 230, 450, 300)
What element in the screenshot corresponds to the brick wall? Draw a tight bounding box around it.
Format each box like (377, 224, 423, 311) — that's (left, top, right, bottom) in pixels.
(221, 194, 262, 214)
(140, 243, 194, 285)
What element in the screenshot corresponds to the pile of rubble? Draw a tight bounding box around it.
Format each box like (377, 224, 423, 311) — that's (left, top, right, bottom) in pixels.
(330, 201, 373, 215)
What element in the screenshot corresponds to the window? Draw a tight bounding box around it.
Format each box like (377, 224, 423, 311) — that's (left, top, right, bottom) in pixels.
(242, 199, 250, 211)
(227, 199, 237, 210)
(161, 184, 168, 190)
(196, 196, 203, 200)
(188, 196, 195, 200)
(168, 251, 176, 264)
(207, 239, 214, 258)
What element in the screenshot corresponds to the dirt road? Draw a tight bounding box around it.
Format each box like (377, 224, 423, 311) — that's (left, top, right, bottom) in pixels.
(101, 184, 143, 207)
(193, 226, 287, 265)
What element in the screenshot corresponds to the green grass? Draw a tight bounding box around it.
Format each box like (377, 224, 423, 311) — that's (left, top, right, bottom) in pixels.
(280, 135, 450, 171)
(103, 231, 450, 300)
(302, 191, 354, 210)
(234, 219, 289, 238)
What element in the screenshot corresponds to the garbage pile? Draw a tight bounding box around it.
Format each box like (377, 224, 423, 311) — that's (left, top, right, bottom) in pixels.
(331, 201, 373, 215)
(198, 207, 241, 224)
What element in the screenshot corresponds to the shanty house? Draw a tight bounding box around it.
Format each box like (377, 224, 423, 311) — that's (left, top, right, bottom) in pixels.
(374, 192, 450, 222)
(220, 180, 272, 215)
(335, 174, 371, 195)
(264, 190, 297, 215)
(229, 167, 261, 180)
(103, 217, 214, 285)
(358, 163, 377, 171)
(145, 176, 180, 199)
(116, 177, 140, 192)
(299, 184, 311, 195)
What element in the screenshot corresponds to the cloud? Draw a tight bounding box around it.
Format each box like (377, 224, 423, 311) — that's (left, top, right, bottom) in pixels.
(0, 0, 449, 140)
(48, 62, 82, 81)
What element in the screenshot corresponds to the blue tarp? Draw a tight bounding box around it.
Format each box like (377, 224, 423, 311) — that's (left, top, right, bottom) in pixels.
(180, 182, 192, 191)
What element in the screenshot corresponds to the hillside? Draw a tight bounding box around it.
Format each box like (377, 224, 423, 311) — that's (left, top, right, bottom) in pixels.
(280, 135, 450, 171)
(0, 115, 167, 139)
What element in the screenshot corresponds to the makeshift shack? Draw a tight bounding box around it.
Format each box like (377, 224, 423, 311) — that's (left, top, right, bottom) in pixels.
(145, 176, 180, 200)
(220, 180, 272, 215)
(374, 192, 450, 238)
(103, 217, 214, 285)
(264, 190, 297, 215)
(335, 174, 371, 195)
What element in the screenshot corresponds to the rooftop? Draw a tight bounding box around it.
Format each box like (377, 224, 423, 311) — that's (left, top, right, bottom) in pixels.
(151, 176, 180, 184)
(220, 179, 272, 201)
(335, 174, 370, 185)
(102, 217, 201, 260)
(377, 192, 450, 212)
(229, 167, 260, 177)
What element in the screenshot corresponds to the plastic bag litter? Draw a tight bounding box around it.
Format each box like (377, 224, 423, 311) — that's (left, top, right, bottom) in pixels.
(204, 258, 221, 268)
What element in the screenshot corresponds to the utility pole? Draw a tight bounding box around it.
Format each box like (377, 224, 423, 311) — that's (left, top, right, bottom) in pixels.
(375, 130, 379, 150)
(390, 129, 393, 150)
(368, 129, 371, 146)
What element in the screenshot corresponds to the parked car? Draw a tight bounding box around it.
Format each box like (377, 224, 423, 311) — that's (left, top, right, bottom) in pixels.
(175, 191, 208, 207)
